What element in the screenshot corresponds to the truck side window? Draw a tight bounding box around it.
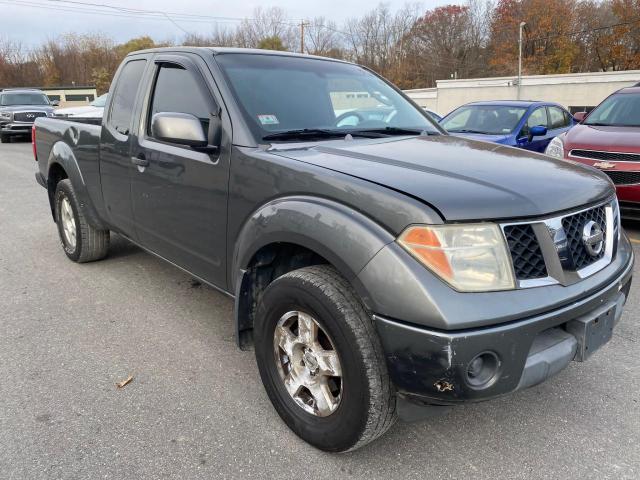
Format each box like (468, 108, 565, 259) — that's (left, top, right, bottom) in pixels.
(108, 59, 146, 135)
(148, 63, 213, 138)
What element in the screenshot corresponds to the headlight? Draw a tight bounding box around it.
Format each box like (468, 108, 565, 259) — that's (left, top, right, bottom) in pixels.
(545, 135, 564, 158)
(397, 224, 515, 292)
(0, 111, 11, 120)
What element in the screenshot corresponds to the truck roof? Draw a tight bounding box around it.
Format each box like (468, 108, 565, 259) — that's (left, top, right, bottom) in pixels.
(127, 46, 351, 64)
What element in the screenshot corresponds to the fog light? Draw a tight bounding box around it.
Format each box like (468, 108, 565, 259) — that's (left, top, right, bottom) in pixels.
(466, 352, 500, 388)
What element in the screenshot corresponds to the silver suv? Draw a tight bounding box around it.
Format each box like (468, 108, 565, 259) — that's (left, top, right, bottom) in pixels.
(0, 88, 57, 143)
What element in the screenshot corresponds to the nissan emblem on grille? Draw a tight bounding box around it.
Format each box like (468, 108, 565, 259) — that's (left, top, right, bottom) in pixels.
(582, 220, 604, 257)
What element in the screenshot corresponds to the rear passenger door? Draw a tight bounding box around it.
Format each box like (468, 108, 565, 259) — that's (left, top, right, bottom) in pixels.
(100, 57, 148, 237)
(518, 106, 550, 153)
(129, 53, 230, 289)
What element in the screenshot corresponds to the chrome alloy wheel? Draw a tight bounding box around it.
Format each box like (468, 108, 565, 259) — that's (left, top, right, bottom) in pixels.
(273, 311, 343, 417)
(60, 195, 77, 249)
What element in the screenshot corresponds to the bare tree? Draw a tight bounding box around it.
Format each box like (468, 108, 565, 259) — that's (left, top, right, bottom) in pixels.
(236, 7, 297, 50)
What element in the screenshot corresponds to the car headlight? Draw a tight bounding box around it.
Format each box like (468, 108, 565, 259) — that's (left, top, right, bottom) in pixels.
(0, 111, 11, 120)
(545, 135, 564, 158)
(397, 224, 515, 292)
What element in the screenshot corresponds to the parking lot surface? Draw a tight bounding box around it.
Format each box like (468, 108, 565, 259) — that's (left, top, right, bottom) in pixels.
(1, 141, 639, 479)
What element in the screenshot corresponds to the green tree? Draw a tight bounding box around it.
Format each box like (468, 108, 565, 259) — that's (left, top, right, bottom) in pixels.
(257, 36, 286, 51)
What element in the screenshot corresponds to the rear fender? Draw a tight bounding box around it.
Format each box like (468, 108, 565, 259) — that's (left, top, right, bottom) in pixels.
(46, 141, 106, 230)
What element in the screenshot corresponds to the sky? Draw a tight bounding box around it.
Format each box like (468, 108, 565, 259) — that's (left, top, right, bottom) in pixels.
(2, 0, 460, 47)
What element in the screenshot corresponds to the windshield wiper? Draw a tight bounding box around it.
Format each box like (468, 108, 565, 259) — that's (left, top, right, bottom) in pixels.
(446, 128, 490, 134)
(262, 129, 348, 141)
(352, 127, 436, 136)
(586, 122, 639, 127)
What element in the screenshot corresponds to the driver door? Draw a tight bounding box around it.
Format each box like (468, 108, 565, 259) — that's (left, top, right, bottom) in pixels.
(130, 54, 230, 289)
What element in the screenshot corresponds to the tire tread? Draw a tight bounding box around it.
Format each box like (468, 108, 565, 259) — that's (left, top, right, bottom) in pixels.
(278, 265, 397, 451)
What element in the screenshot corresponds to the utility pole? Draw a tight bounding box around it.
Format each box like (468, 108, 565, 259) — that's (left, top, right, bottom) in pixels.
(299, 20, 309, 54)
(517, 21, 526, 100)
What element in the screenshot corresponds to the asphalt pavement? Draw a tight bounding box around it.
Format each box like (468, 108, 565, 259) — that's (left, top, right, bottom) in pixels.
(1, 140, 639, 479)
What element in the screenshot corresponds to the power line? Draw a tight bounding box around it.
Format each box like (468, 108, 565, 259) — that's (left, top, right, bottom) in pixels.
(526, 17, 640, 43)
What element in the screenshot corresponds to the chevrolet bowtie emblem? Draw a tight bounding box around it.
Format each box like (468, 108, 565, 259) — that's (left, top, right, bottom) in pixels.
(593, 161, 616, 169)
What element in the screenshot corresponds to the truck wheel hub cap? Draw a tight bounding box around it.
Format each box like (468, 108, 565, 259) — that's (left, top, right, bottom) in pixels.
(60, 196, 77, 249)
(582, 220, 604, 257)
(273, 311, 342, 417)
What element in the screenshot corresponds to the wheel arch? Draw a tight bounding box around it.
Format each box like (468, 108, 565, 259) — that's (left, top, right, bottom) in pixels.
(231, 196, 395, 349)
(45, 141, 106, 229)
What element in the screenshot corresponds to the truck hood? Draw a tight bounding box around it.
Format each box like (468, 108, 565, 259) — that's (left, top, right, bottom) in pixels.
(0, 105, 54, 113)
(270, 135, 613, 221)
(565, 124, 640, 152)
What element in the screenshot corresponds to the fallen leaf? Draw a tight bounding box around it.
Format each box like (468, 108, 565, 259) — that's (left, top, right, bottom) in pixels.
(116, 375, 134, 389)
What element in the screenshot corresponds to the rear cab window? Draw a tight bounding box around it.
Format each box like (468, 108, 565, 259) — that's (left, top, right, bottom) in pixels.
(107, 59, 147, 136)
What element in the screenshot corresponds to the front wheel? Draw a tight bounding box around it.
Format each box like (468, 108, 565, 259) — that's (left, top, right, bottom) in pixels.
(54, 179, 110, 263)
(254, 265, 396, 452)
(0, 134, 9, 143)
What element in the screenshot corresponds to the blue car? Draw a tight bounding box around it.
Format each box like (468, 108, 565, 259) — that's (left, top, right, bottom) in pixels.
(439, 100, 576, 153)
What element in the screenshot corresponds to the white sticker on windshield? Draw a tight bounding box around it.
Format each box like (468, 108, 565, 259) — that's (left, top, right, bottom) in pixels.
(258, 114, 279, 125)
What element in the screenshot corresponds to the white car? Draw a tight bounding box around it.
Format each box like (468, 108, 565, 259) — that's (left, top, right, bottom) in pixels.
(54, 93, 108, 118)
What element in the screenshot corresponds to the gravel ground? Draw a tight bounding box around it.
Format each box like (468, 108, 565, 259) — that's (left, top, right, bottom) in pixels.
(0, 140, 639, 479)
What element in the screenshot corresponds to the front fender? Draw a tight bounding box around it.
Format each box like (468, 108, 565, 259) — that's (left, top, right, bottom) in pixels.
(47, 140, 106, 230)
(233, 195, 395, 289)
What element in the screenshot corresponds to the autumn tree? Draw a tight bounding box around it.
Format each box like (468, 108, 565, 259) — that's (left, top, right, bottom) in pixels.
(403, 1, 490, 88)
(488, 0, 579, 75)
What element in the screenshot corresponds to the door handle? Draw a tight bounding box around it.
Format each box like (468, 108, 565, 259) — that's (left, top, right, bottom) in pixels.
(131, 154, 148, 167)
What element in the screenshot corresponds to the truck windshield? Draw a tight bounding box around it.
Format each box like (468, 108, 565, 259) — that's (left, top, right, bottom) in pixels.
(0, 92, 50, 106)
(441, 105, 527, 135)
(215, 53, 440, 141)
(584, 93, 640, 127)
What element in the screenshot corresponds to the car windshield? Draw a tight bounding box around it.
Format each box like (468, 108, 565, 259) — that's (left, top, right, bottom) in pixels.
(91, 94, 108, 107)
(0, 92, 50, 106)
(215, 53, 440, 141)
(441, 105, 527, 135)
(584, 92, 640, 127)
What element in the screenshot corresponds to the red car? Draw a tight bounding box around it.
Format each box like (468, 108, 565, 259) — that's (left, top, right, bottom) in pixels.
(545, 85, 640, 219)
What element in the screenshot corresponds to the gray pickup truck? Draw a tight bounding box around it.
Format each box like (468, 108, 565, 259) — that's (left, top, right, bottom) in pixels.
(33, 47, 633, 452)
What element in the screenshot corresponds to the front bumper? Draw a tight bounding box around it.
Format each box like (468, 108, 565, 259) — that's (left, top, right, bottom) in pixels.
(374, 236, 633, 409)
(1, 122, 33, 134)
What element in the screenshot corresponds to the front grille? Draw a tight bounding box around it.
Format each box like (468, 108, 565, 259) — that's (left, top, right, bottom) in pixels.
(603, 170, 640, 185)
(503, 224, 547, 279)
(562, 206, 607, 270)
(571, 149, 640, 163)
(13, 111, 47, 122)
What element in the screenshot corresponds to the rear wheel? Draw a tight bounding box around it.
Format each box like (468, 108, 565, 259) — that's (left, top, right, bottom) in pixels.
(254, 265, 396, 452)
(54, 179, 110, 263)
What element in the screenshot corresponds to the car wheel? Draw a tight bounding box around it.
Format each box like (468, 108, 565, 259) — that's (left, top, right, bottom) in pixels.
(54, 179, 110, 263)
(0, 134, 10, 143)
(254, 265, 396, 452)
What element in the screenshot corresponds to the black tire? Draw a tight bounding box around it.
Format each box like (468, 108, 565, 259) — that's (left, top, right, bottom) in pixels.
(254, 265, 396, 452)
(0, 134, 10, 143)
(54, 179, 110, 263)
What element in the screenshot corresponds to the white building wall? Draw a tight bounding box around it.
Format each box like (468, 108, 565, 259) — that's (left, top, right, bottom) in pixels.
(404, 70, 640, 116)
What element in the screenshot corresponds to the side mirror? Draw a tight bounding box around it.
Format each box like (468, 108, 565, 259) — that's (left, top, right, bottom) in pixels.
(151, 112, 208, 148)
(573, 111, 587, 122)
(530, 125, 547, 137)
(51, 100, 60, 107)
